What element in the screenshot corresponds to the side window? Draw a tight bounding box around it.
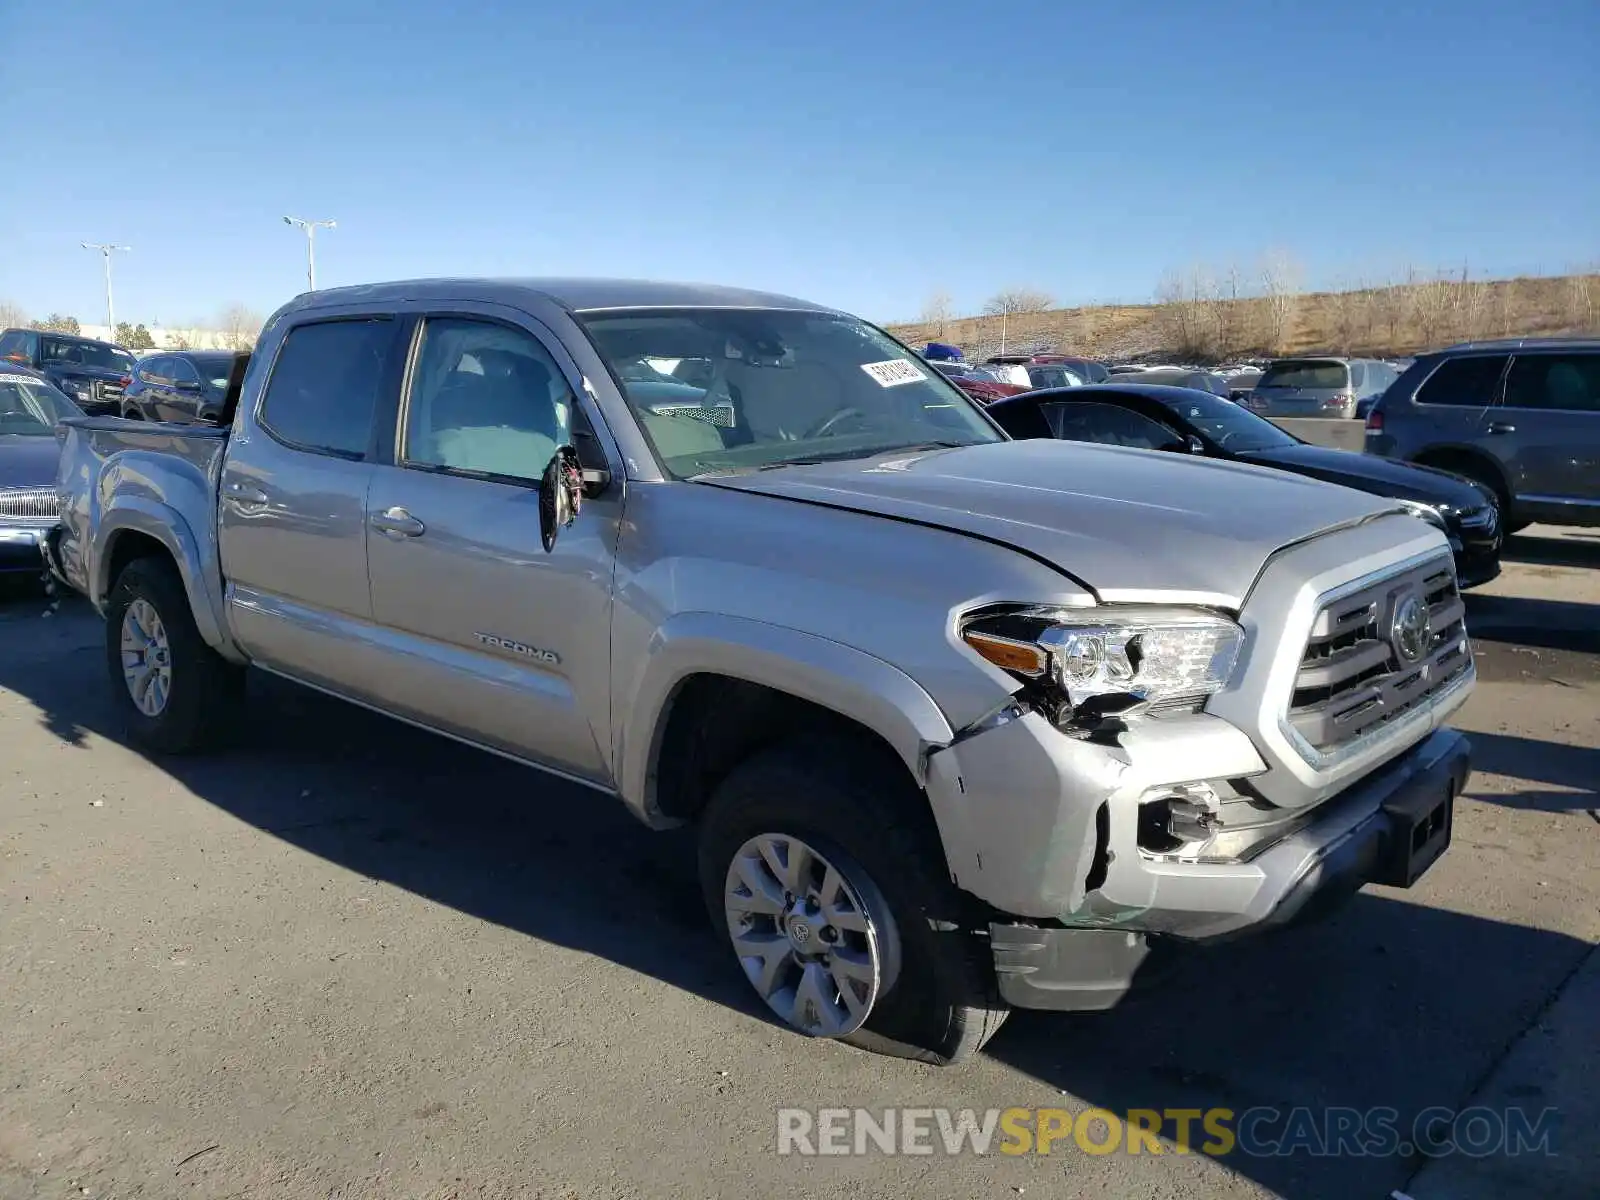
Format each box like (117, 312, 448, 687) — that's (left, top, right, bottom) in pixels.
(259, 318, 393, 459)
(1047, 402, 1181, 449)
(1503, 354, 1600, 412)
(0, 331, 24, 361)
(401, 317, 574, 484)
(138, 356, 170, 384)
(1415, 355, 1508, 407)
(168, 357, 201, 385)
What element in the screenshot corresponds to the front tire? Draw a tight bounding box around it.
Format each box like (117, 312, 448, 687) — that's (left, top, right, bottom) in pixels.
(698, 741, 1008, 1065)
(104, 556, 242, 753)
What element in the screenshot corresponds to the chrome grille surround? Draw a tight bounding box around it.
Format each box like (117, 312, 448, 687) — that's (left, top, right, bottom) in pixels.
(1281, 551, 1471, 770)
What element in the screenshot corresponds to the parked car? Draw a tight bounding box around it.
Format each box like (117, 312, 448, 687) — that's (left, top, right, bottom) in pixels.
(1, 366, 83, 578)
(119, 350, 249, 423)
(986, 382, 1502, 586)
(927, 360, 1029, 404)
(0, 328, 136, 415)
(1365, 338, 1600, 532)
(987, 354, 1110, 384)
(52, 277, 1471, 1065)
(1223, 367, 1262, 403)
(1117, 367, 1233, 398)
(1248, 357, 1400, 419)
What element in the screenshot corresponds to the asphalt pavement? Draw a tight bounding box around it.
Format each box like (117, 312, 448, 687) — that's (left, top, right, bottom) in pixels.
(0, 528, 1595, 1200)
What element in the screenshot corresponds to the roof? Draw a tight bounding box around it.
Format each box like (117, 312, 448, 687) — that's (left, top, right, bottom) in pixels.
(1441, 336, 1600, 352)
(288, 277, 838, 316)
(988, 381, 1229, 409)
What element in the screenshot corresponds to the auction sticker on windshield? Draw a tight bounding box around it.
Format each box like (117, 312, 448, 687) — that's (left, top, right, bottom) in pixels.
(860, 359, 925, 387)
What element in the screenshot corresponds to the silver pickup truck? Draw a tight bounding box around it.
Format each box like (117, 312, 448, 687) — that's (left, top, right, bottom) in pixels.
(51, 279, 1474, 1064)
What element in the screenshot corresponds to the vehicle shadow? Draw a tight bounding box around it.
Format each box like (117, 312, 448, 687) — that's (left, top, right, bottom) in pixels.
(987, 898, 1590, 1200)
(1503, 531, 1600, 570)
(1459, 730, 1599, 812)
(1465, 592, 1600, 659)
(0, 600, 1589, 1200)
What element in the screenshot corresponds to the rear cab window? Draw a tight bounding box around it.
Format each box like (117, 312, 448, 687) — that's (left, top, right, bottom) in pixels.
(1414, 355, 1509, 407)
(1502, 353, 1600, 412)
(258, 318, 396, 459)
(1256, 360, 1350, 389)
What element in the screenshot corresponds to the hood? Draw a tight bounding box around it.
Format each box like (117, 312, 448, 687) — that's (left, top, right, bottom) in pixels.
(0, 435, 65, 489)
(1236, 444, 1490, 509)
(43, 364, 128, 382)
(702, 440, 1400, 608)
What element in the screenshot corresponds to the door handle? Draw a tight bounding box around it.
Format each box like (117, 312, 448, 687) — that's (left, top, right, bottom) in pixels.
(224, 480, 270, 504)
(1486, 421, 1516, 435)
(371, 506, 426, 538)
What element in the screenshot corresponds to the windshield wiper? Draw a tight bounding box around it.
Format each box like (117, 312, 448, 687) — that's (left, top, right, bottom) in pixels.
(754, 441, 972, 470)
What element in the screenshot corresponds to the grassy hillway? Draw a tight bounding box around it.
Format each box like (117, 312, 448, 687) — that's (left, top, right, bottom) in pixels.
(889, 272, 1600, 365)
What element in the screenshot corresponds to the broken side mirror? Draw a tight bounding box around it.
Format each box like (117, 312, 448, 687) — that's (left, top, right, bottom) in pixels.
(573, 426, 612, 498)
(538, 446, 585, 553)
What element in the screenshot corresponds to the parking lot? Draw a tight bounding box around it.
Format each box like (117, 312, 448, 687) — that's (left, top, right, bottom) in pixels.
(1, 530, 1595, 1200)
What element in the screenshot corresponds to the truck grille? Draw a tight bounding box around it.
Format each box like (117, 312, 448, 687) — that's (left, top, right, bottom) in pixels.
(0, 486, 60, 523)
(1288, 557, 1470, 754)
(93, 380, 125, 401)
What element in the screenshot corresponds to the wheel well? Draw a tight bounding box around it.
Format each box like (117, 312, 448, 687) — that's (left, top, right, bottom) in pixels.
(650, 674, 914, 824)
(104, 531, 173, 599)
(1411, 447, 1510, 502)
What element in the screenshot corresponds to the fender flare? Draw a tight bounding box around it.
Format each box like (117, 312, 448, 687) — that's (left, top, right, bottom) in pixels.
(617, 612, 956, 826)
(95, 498, 237, 658)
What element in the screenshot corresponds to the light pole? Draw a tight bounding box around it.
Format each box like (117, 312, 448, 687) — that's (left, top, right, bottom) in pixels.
(81, 242, 131, 334)
(282, 216, 336, 291)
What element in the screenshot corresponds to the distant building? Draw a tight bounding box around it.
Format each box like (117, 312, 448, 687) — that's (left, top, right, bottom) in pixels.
(77, 324, 232, 350)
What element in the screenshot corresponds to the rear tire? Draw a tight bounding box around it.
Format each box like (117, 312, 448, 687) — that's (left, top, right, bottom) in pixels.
(104, 556, 242, 753)
(698, 740, 1008, 1065)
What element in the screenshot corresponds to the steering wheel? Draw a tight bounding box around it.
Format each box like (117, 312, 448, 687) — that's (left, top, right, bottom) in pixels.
(806, 406, 868, 438)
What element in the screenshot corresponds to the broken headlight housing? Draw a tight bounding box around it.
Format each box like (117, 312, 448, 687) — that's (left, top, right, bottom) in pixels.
(961, 606, 1244, 729)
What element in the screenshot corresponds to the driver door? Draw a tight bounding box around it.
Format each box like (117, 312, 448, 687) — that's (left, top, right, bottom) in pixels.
(363, 308, 621, 785)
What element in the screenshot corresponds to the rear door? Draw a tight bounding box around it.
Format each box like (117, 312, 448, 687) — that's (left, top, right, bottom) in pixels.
(362, 307, 622, 784)
(1412, 352, 1512, 464)
(219, 314, 405, 697)
(1497, 351, 1600, 512)
(159, 356, 203, 422)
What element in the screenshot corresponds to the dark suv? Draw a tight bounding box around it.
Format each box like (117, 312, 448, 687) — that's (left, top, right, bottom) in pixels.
(1365, 338, 1600, 531)
(0, 328, 137, 415)
(119, 350, 247, 423)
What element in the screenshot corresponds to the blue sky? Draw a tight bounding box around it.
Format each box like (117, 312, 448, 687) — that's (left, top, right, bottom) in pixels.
(2, 0, 1596, 327)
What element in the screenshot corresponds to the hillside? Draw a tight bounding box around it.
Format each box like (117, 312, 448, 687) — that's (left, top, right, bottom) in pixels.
(888, 273, 1599, 365)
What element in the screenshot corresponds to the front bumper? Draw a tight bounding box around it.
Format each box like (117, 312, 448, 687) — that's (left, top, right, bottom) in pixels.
(988, 727, 1469, 1010)
(0, 525, 50, 575)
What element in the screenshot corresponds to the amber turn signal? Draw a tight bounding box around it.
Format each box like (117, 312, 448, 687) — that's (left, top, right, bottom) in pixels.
(962, 629, 1048, 677)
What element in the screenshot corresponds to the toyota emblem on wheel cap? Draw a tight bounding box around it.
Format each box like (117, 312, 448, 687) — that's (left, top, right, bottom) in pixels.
(1392, 594, 1431, 663)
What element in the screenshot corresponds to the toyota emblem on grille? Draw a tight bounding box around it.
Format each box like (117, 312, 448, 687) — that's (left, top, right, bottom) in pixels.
(1392, 594, 1431, 664)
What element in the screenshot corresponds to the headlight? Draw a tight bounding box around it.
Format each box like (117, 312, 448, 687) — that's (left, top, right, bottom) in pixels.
(961, 606, 1244, 730)
(1398, 499, 1449, 531)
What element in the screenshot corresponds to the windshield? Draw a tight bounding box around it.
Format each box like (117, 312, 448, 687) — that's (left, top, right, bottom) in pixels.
(579, 308, 1001, 477)
(1257, 360, 1349, 389)
(0, 373, 84, 434)
(1150, 389, 1296, 452)
(40, 338, 136, 373)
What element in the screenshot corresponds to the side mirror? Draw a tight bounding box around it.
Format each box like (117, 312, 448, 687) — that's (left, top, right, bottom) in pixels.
(538, 446, 585, 553)
(1186, 434, 1205, 454)
(573, 427, 612, 498)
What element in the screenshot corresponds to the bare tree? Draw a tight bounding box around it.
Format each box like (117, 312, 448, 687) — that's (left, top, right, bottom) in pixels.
(1408, 269, 1455, 349)
(0, 300, 28, 329)
(1456, 273, 1492, 342)
(218, 305, 264, 351)
(1154, 268, 1217, 360)
(920, 290, 955, 340)
(1565, 269, 1596, 332)
(1259, 251, 1302, 355)
(1211, 265, 1247, 360)
(982, 287, 1054, 354)
(1326, 280, 1360, 354)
